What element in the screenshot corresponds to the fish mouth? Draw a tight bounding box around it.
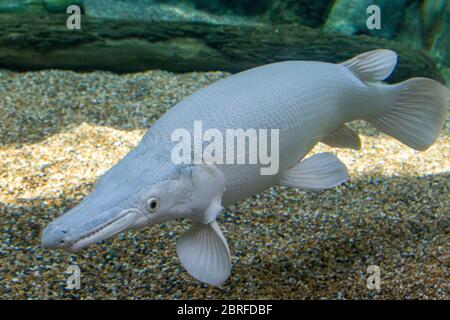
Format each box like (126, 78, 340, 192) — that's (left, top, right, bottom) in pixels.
(64, 209, 140, 252)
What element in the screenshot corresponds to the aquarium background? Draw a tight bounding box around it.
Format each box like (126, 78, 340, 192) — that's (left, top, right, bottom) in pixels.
(0, 0, 448, 300)
(0, 0, 448, 83)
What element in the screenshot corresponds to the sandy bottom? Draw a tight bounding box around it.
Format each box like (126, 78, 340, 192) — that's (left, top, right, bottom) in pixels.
(0, 69, 448, 299)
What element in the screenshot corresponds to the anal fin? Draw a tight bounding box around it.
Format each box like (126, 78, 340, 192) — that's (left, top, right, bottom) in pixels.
(281, 152, 349, 191)
(321, 124, 361, 150)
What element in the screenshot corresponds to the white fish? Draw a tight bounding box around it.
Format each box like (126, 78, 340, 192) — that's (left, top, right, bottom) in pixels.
(42, 50, 448, 285)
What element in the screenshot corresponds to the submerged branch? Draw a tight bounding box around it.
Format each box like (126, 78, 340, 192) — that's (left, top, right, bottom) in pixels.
(0, 13, 445, 84)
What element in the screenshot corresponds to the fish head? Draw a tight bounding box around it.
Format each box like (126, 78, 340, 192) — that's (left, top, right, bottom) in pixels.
(41, 150, 197, 252)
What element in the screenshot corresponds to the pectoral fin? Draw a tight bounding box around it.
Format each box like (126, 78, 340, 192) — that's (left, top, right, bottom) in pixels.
(281, 152, 349, 191)
(321, 125, 361, 150)
(176, 220, 231, 286)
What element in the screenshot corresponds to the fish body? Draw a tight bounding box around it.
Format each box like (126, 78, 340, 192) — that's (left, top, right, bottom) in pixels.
(42, 50, 448, 285)
(142, 59, 387, 205)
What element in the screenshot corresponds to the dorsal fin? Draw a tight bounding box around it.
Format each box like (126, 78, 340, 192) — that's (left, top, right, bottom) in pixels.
(340, 49, 398, 82)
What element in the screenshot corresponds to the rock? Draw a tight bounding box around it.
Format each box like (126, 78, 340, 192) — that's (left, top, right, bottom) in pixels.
(324, 0, 407, 39)
(84, 0, 260, 26)
(0, 0, 46, 13)
(179, 0, 270, 17)
(156, 0, 335, 27)
(44, 0, 83, 13)
(395, 1, 424, 51)
(394, 0, 448, 78)
(441, 68, 450, 88)
(422, 0, 447, 41)
(262, 0, 334, 27)
(0, 0, 82, 13)
(428, 0, 449, 68)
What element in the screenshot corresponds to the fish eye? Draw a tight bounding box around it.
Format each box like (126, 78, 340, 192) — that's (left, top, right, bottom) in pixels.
(146, 197, 160, 213)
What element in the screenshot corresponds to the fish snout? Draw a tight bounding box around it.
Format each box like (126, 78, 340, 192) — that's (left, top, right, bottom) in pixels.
(42, 207, 143, 252)
(41, 222, 70, 249)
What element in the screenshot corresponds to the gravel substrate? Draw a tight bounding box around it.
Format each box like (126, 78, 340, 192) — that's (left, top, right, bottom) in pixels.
(0, 69, 448, 299)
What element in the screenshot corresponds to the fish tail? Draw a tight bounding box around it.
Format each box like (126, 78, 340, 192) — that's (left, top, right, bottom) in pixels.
(370, 78, 448, 151)
(341, 49, 448, 151)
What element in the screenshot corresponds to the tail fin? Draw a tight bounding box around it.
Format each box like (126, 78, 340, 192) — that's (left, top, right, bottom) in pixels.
(341, 49, 448, 151)
(370, 77, 448, 151)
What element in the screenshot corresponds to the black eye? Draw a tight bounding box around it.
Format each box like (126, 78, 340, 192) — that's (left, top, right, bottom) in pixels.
(146, 197, 160, 213)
